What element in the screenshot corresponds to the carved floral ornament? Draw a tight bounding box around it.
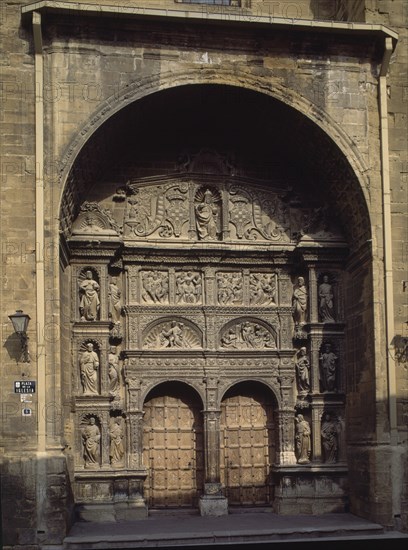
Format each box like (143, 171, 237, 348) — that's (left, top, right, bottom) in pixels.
(69, 178, 345, 246)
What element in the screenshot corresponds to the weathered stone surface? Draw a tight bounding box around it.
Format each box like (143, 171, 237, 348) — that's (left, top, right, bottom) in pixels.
(0, 0, 407, 546)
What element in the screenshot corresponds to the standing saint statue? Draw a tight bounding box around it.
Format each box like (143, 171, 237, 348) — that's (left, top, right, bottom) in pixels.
(79, 270, 100, 321)
(319, 275, 335, 323)
(108, 345, 120, 396)
(295, 347, 311, 395)
(195, 189, 219, 240)
(82, 417, 101, 468)
(292, 276, 308, 327)
(321, 413, 339, 463)
(109, 418, 125, 465)
(108, 276, 122, 323)
(295, 414, 311, 464)
(80, 343, 99, 395)
(320, 343, 338, 392)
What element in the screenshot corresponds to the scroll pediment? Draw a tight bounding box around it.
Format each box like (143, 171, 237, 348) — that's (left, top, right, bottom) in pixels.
(71, 202, 120, 238)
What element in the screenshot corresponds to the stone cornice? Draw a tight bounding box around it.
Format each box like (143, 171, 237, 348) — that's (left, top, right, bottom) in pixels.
(21, 1, 398, 46)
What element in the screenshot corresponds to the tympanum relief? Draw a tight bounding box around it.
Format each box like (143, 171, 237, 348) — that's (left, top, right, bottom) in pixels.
(143, 319, 202, 349)
(71, 178, 344, 246)
(220, 320, 277, 350)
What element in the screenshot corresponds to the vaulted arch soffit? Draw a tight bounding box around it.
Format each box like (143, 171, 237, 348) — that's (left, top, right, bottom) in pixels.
(58, 70, 372, 249)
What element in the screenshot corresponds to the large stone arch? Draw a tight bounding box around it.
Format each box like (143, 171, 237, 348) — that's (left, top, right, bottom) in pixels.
(58, 72, 372, 251)
(59, 76, 380, 520)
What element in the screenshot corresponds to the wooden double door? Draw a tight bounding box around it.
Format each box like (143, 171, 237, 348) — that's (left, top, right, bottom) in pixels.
(143, 381, 275, 508)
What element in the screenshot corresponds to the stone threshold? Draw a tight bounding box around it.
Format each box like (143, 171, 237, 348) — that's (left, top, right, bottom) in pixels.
(58, 511, 408, 549)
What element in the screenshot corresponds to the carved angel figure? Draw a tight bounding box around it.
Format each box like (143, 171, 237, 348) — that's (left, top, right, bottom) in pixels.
(176, 271, 201, 304)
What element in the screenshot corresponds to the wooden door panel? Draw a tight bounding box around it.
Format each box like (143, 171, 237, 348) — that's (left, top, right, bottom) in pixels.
(221, 388, 275, 506)
(143, 388, 203, 508)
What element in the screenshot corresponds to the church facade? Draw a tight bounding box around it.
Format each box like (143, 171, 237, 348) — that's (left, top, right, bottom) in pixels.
(0, 1, 407, 547)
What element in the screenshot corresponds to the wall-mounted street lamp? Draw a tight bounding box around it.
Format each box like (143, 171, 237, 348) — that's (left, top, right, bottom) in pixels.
(8, 310, 31, 363)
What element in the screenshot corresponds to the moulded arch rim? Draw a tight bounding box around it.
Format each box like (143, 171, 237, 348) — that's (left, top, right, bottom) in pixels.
(141, 379, 205, 409)
(58, 68, 371, 214)
(219, 377, 281, 409)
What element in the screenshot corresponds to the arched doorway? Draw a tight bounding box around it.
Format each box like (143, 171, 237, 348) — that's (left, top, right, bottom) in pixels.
(142, 382, 204, 509)
(59, 82, 374, 519)
(220, 381, 276, 507)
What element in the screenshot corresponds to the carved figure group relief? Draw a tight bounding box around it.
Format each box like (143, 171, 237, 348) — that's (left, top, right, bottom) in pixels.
(79, 342, 100, 395)
(318, 275, 335, 323)
(176, 271, 202, 304)
(320, 343, 338, 392)
(82, 417, 101, 468)
(141, 271, 169, 304)
(294, 347, 310, 395)
(249, 273, 276, 306)
(295, 414, 311, 464)
(79, 270, 100, 321)
(220, 321, 276, 350)
(217, 272, 243, 305)
(144, 320, 201, 349)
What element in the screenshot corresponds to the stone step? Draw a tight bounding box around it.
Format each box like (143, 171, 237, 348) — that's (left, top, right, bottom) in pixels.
(60, 512, 408, 550)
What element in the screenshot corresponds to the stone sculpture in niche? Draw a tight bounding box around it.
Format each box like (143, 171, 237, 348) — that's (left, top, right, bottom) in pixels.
(292, 276, 308, 334)
(294, 347, 310, 395)
(79, 343, 99, 395)
(217, 272, 243, 305)
(220, 321, 276, 350)
(79, 270, 100, 321)
(141, 271, 169, 304)
(295, 414, 311, 464)
(319, 275, 335, 323)
(194, 188, 221, 240)
(109, 417, 125, 465)
(176, 271, 202, 304)
(320, 343, 338, 392)
(249, 273, 276, 306)
(321, 413, 339, 463)
(82, 417, 101, 468)
(108, 277, 122, 323)
(108, 346, 120, 396)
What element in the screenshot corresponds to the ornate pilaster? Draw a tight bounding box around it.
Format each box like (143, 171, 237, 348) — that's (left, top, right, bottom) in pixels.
(310, 334, 323, 394)
(277, 372, 296, 465)
(276, 408, 297, 465)
(308, 265, 318, 323)
(311, 402, 324, 463)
